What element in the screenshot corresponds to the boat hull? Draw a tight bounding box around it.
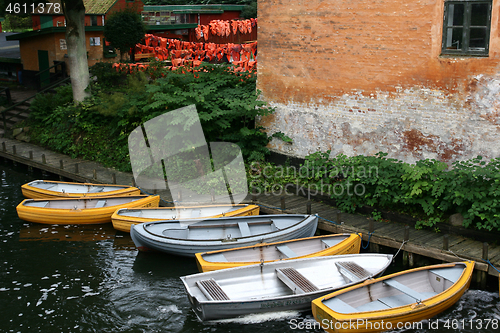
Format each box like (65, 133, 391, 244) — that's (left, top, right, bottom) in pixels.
(311, 261, 475, 333)
(181, 253, 393, 321)
(111, 204, 260, 232)
(130, 214, 319, 257)
(21, 180, 140, 199)
(196, 233, 362, 272)
(16, 195, 160, 225)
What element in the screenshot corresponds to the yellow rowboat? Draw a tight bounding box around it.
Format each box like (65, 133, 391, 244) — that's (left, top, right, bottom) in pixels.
(311, 261, 475, 333)
(195, 233, 362, 272)
(21, 180, 140, 199)
(16, 195, 160, 225)
(111, 203, 259, 233)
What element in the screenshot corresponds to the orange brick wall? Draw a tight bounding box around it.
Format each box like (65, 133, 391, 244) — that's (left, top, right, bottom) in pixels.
(257, 0, 500, 163)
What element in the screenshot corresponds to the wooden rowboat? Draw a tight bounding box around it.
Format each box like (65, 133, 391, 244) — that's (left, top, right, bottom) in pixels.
(21, 180, 140, 199)
(16, 195, 160, 225)
(311, 261, 475, 333)
(195, 233, 362, 272)
(111, 204, 260, 233)
(181, 253, 393, 321)
(130, 214, 319, 257)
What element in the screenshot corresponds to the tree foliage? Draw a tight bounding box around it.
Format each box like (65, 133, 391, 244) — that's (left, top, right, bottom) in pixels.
(104, 8, 146, 60)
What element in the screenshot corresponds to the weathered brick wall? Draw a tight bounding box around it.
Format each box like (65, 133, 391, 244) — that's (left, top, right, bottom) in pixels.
(257, 0, 500, 163)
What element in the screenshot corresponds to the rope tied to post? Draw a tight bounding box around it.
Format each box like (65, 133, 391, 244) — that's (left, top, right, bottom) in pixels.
(393, 240, 407, 262)
(361, 231, 373, 250)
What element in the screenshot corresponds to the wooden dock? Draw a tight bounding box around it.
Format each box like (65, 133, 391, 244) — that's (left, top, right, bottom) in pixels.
(1, 137, 499, 283)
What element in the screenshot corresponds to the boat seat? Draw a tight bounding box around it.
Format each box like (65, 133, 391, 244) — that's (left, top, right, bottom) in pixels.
(238, 222, 251, 237)
(383, 279, 424, 301)
(429, 267, 464, 283)
(321, 237, 344, 248)
(196, 279, 230, 301)
(322, 297, 358, 314)
(163, 228, 188, 239)
(378, 291, 437, 308)
(28, 201, 49, 208)
(335, 261, 372, 282)
(123, 210, 142, 217)
(204, 253, 228, 263)
(94, 200, 107, 208)
(88, 187, 104, 193)
(276, 267, 319, 294)
(190, 209, 201, 218)
(276, 245, 298, 258)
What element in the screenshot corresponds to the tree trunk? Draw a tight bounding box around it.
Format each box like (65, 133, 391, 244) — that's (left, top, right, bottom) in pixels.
(63, 1, 90, 102)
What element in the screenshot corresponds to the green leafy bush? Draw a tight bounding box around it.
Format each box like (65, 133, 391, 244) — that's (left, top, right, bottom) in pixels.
(29, 85, 73, 123)
(299, 151, 500, 232)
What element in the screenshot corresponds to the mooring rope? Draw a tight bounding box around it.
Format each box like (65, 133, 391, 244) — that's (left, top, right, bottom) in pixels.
(393, 240, 407, 262)
(447, 249, 471, 262)
(361, 232, 373, 250)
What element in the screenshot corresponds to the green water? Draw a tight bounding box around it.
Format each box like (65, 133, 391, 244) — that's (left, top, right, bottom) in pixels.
(1, 159, 499, 333)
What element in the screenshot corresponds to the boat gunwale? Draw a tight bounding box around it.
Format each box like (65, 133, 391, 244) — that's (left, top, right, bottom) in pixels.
(314, 261, 474, 320)
(19, 195, 159, 211)
(26, 179, 134, 189)
(140, 214, 316, 242)
(196, 233, 359, 266)
(115, 203, 255, 214)
(182, 253, 394, 306)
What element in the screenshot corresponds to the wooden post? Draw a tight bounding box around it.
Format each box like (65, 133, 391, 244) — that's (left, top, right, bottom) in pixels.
(306, 201, 311, 214)
(29, 151, 33, 160)
(112, 173, 116, 184)
(59, 160, 64, 169)
(281, 196, 285, 211)
(402, 225, 410, 268)
(336, 211, 342, 224)
(1, 142, 5, 152)
(74, 163, 79, 174)
(42, 154, 46, 164)
(443, 234, 449, 251)
(369, 219, 374, 233)
(479, 242, 488, 289)
(12, 145, 16, 155)
(93, 169, 97, 180)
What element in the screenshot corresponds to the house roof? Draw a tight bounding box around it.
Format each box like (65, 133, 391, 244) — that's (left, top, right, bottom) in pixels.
(85, 0, 118, 15)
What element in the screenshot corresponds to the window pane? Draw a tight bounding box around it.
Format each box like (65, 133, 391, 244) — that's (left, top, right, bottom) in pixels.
(471, 3, 489, 26)
(469, 27, 487, 50)
(446, 27, 463, 49)
(447, 4, 464, 26)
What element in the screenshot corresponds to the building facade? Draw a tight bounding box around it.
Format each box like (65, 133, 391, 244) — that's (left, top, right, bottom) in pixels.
(257, 0, 500, 163)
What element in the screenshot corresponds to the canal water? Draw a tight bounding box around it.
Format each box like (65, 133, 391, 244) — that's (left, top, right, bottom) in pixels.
(1, 159, 500, 333)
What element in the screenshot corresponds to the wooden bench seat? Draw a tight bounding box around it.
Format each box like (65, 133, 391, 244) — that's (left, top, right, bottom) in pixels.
(88, 186, 104, 193)
(276, 245, 298, 258)
(238, 222, 251, 237)
(276, 267, 319, 294)
(94, 200, 107, 208)
(196, 278, 230, 301)
(336, 261, 372, 282)
(383, 279, 424, 301)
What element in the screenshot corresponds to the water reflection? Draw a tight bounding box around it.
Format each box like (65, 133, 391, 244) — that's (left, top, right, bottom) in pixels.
(1, 159, 499, 333)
